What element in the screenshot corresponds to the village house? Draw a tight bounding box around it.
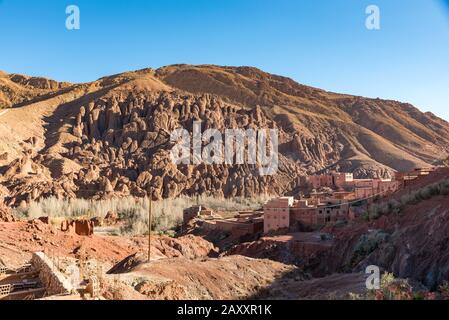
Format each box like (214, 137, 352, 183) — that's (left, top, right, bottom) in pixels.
(263, 197, 292, 233)
(308, 172, 354, 190)
(183, 205, 217, 225)
(354, 179, 400, 199)
(264, 167, 439, 234)
(307, 171, 401, 199)
(292, 198, 350, 226)
(214, 213, 264, 239)
(184, 206, 264, 239)
(187, 168, 437, 237)
(395, 167, 437, 187)
(263, 196, 352, 233)
(333, 191, 357, 200)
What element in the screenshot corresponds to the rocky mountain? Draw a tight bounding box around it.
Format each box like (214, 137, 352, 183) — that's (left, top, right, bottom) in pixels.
(0, 65, 448, 205)
(0, 70, 71, 108)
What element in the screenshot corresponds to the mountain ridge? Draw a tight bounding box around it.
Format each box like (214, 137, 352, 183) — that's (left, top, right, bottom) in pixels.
(0, 64, 448, 204)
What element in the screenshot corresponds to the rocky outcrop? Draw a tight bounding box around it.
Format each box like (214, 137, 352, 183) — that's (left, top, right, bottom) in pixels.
(0, 186, 14, 222)
(0, 206, 15, 222)
(1, 65, 448, 205)
(4, 90, 299, 203)
(0, 71, 71, 107)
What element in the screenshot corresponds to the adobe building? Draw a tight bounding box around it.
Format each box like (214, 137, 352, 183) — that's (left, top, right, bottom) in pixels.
(263, 197, 293, 233)
(183, 205, 217, 225)
(308, 174, 334, 189)
(289, 199, 318, 226)
(215, 216, 264, 238)
(333, 191, 356, 200)
(333, 172, 354, 189)
(290, 198, 350, 227)
(263, 196, 352, 233)
(354, 179, 400, 199)
(308, 172, 354, 190)
(395, 167, 437, 187)
(198, 211, 264, 239)
(308, 171, 401, 199)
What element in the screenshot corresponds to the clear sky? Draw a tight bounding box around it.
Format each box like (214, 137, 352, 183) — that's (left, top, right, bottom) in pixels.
(0, 0, 448, 120)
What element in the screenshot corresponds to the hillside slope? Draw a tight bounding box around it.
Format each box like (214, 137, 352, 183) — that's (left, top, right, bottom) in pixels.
(0, 71, 71, 108)
(157, 65, 448, 173)
(0, 65, 448, 204)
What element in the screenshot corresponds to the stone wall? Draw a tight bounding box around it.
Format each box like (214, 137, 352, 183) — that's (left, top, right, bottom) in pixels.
(31, 252, 74, 296)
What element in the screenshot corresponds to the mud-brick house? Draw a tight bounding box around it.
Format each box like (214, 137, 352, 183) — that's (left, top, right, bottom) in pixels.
(289, 199, 317, 226)
(291, 198, 350, 226)
(215, 217, 264, 238)
(354, 179, 400, 199)
(308, 172, 354, 190)
(333, 191, 356, 200)
(395, 167, 437, 187)
(263, 196, 352, 233)
(263, 197, 293, 233)
(183, 205, 215, 225)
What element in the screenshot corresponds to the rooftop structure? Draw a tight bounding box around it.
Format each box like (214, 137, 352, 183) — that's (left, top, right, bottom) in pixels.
(395, 167, 437, 186)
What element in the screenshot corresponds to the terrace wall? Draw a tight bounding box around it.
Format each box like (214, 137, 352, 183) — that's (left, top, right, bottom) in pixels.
(31, 252, 74, 296)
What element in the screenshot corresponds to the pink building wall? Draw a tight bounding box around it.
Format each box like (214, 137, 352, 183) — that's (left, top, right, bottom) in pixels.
(308, 172, 354, 189)
(354, 179, 400, 198)
(308, 175, 333, 189)
(263, 197, 292, 233)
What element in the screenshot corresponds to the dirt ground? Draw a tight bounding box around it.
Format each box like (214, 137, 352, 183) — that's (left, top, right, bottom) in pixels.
(0, 219, 216, 268)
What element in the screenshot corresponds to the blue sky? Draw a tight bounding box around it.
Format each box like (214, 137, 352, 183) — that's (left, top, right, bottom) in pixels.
(0, 0, 448, 120)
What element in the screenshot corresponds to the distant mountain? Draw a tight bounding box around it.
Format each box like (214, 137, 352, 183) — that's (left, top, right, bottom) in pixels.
(0, 65, 448, 205)
(0, 70, 71, 108)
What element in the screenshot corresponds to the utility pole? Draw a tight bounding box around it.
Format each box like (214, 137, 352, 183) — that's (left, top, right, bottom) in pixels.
(148, 187, 153, 262)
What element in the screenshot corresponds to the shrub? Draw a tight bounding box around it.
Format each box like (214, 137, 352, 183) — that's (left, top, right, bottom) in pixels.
(368, 205, 380, 220)
(439, 181, 449, 195)
(387, 199, 402, 215)
(438, 281, 449, 299)
(361, 212, 370, 221)
(428, 183, 440, 196)
(418, 186, 432, 200)
(13, 194, 270, 236)
(352, 230, 389, 264)
(369, 179, 449, 219)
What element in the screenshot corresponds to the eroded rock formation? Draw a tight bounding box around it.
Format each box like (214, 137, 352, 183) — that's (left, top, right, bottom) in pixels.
(1, 65, 448, 206)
